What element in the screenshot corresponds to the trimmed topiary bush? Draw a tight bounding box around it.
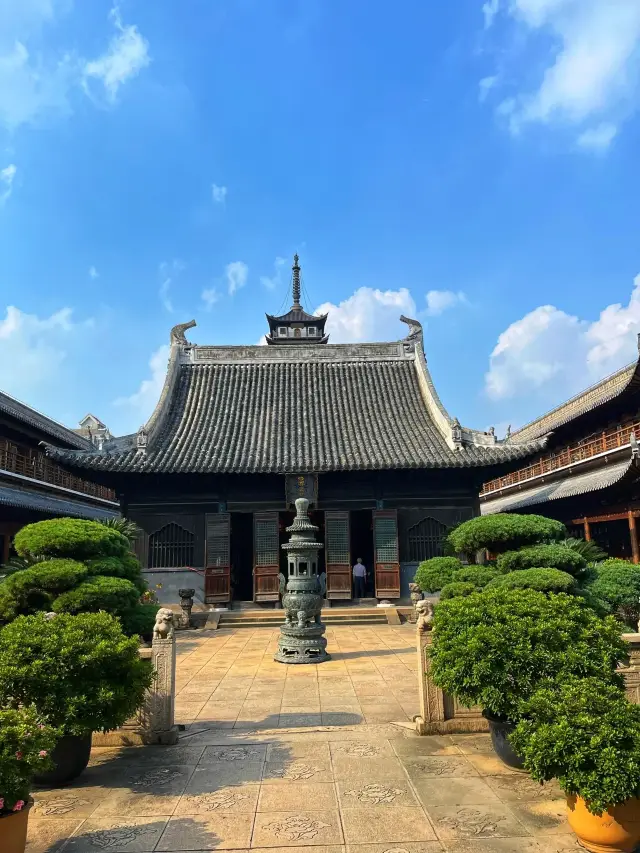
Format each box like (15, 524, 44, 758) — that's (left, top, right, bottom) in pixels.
(454, 564, 503, 589)
(510, 676, 640, 816)
(497, 544, 587, 576)
(583, 558, 640, 630)
(447, 514, 566, 556)
(414, 557, 463, 593)
(119, 603, 160, 641)
(429, 587, 626, 721)
(439, 581, 476, 600)
(0, 559, 88, 621)
(15, 519, 128, 560)
(85, 554, 147, 594)
(53, 576, 140, 617)
(487, 567, 578, 594)
(0, 612, 153, 735)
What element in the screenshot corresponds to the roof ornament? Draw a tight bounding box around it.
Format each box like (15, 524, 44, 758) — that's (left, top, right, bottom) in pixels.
(451, 417, 463, 449)
(136, 425, 148, 455)
(291, 254, 301, 308)
(170, 320, 196, 346)
(400, 315, 423, 341)
(505, 424, 512, 441)
(637, 333, 640, 354)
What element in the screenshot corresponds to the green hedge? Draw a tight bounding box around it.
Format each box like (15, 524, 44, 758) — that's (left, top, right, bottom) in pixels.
(487, 567, 577, 594)
(447, 514, 566, 556)
(414, 557, 463, 593)
(497, 544, 587, 576)
(454, 565, 503, 588)
(439, 581, 476, 600)
(15, 519, 129, 560)
(119, 603, 160, 641)
(583, 559, 640, 630)
(53, 576, 140, 617)
(0, 559, 88, 621)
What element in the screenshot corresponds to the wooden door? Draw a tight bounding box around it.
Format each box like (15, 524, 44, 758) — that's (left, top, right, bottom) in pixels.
(372, 509, 400, 599)
(325, 511, 351, 599)
(205, 513, 231, 604)
(254, 512, 280, 602)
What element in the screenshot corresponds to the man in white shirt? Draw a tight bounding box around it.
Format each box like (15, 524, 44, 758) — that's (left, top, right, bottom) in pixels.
(352, 558, 367, 599)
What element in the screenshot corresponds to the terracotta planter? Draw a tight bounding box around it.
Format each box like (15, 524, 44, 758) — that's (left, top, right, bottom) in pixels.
(1, 799, 32, 853)
(566, 795, 640, 853)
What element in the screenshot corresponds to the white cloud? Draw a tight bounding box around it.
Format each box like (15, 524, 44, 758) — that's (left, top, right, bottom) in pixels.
(425, 289, 466, 316)
(260, 256, 287, 291)
(0, 164, 16, 204)
(0, 304, 83, 396)
(226, 261, 248, 296)
(113, 344, 169, 425)
(83, 6, 150, 102)
(158, 260, 184, 313)
(576, 123, 618, 152)
(211, 183, 227, 204)
(479, 75, 498, 102)
(201, 287, 220, 310)
(485, 272, 640, 402)
(316, 287, 416, 343)
(489, 0, 640, 144)
(483, 0, 500, 29)
(88, 265, 99, 279)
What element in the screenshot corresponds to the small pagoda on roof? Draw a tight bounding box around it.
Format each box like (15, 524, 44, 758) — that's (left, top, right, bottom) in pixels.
(265, 255, 328, 345)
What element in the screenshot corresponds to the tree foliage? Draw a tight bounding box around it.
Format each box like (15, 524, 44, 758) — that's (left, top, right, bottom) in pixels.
(454, 564, 503, 588)
(497, 544, 587, 576)
(439, 581, 476, 600)
(15, 519, 128, 560)
(53, 576, 140, 617)
(414, 557, 463, 593)
(0, 612, 153, 735)
(429, 587, 626, 721)
(487, 567, 577, 595)
(582, 559, 640, 630)
(0, 560, 89, 621)
(511, 676, 640, 815)
(447, 514, 566, 556)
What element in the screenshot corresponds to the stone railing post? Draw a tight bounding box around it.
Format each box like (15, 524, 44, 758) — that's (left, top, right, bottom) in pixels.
(414, 628, 445, 734)
(178, 588, 195, 629)
(620, 633, 640, 704)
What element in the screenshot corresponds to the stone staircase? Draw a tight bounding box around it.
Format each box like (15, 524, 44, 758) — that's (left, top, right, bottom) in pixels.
(214, 606, 405, 629)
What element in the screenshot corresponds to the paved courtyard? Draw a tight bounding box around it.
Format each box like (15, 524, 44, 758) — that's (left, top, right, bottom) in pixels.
(28, 625, 580, 852)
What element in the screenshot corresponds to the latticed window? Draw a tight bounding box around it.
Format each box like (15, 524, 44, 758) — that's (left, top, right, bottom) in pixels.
(254, 516, 279, 566)
(148, 523, 195, 568)
(326, 515, 349, 564)
(206, 515, 230, 567)
(406, 517, 449, 562)
(374, 515, 399, 563)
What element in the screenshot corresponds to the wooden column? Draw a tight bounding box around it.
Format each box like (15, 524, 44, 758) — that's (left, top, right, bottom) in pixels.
(629, 512, 640, 566)
(583, 518, 591, 542)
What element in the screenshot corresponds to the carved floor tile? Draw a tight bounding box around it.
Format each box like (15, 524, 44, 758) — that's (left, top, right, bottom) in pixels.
(175, 784, 260, 814)
(508, 800, 571, 835)
(390, 737, 461, 758)
(92, 792, 181, 818)
(266, 741, 332, 762)
(484, 775, 563, 803)
(124, 764, 196, 795)
(115, 746, 206, 766)
(26, 818, 85, 853)
(202, 744, 267, 762)
(443, 839, 544, 852)
(411, 777, 500, 808)
(63, 817, 169, 852)
(263, 760, 333, 783)
(252, 810, 344, 847)
(338, 782, 418, 808)
(156, 812, 254, 850)
(31, 789, 104, 818)
(186, 762, 265, 791)
(330, 741, 394, 758)
(427, 805, 530, 840)
(402, 756, 478, 780)
(331, 756, 406, 781)
(340, 807, 438, 844)
(345, 844, 444, 853)
(448, 735, 494, 755)
(259, 782, 338, 812)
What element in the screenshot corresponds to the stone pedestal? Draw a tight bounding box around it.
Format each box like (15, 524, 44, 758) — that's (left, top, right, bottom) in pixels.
(178, 588, 195, 629)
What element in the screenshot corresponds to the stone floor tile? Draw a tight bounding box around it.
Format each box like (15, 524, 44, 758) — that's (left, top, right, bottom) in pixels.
(263, 759, 334, 782)
(338, 780, 419, 808)
(346, 844, 444, 853)
(534, 834, 582, 851)
(92, 792, 181, 817)
(121, 763, 197, 795)
(267, 741, 332, 761)
(412, 777, 501, 807)
(175, 784, 261, 814)
(427, 804, 530, 841)
(508, 800, 571, 835)
(402, 755, 479, 779)
(31, 788, 105, 819)
(259, 782, 338, 811)
(279, 713, 323, 727)
(64, 817, 169, 852)
(156, 811, 254, 850)
(111, 745, 206, 765)
(331, 756, 407, 780)
(322, 712, 364, 726)
(442, 839, 543, 852)
(187, 762, 265, 790)
(391, 737, 462, 757)
(26, 818, 85, 853)
(251, 810, 344, 847)
(484, 775, 564, 803)
(340, 806, 437, 844)
(330, 740, 394, 758)
(466, 753, 527, 777)
(449, 734, 494, 754)
(252, 847, 345, 853)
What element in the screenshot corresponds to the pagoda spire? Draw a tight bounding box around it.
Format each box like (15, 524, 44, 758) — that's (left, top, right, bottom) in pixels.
(292, 254, 301, 308)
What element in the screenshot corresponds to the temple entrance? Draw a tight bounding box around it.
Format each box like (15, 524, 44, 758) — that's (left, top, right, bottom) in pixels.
(230, 513, 254, 601)
(350, 510, 374, 598)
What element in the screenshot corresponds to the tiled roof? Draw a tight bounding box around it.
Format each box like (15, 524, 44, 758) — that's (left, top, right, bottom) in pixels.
(267, 308, 326, 324)
(480, 455, 638, 515)
(0, 391, 92, 450)
(511, 360, 640, 443)
(0, 484, 119, 520)
(46, 339, 544, 475)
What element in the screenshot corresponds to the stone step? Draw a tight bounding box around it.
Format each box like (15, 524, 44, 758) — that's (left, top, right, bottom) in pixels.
(217, 609, 391, 628)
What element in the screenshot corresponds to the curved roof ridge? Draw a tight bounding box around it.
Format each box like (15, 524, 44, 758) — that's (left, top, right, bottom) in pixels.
(0, 389, 92, 450)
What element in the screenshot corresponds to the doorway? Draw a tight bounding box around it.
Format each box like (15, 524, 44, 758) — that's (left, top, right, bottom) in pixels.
(230, 513, 254, 600)
(350, 510, 374, 597)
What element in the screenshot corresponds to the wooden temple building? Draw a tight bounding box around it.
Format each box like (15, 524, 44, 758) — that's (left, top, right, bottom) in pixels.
(0, 393, 118, 564)
(47, 257, 544, 604)
(480, 341, 640, 562)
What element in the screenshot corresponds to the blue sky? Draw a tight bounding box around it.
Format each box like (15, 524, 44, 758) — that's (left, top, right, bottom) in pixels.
(1, 0, 640, 438)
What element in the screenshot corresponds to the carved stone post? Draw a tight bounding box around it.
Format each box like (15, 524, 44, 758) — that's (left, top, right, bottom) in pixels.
(178, 588, 195, 628)
(408, 582, 422, 623)
(146, 631, 179, 744)
(414, 605, 445, 734)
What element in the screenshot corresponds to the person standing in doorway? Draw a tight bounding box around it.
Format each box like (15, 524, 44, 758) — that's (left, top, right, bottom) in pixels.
(352, 557, 367, 599)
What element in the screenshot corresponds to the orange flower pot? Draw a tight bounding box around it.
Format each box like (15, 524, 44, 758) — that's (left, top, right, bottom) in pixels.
(0, 799, 32, 853)
(566, 795, 640, 853)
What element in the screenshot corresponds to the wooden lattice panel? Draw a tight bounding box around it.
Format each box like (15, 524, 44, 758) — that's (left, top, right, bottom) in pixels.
(326, 515, 349, 564)
(254, 515, 279, 566)
(374, 515, 399, 563)
(205, 514, 230, 568)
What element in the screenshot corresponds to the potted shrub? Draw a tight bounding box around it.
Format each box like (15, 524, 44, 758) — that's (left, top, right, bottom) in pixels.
(429, 587, 626, 768)
(0, 612, 153, 786)
(511, 676, 640, 852)
(0, 706, 57, 853)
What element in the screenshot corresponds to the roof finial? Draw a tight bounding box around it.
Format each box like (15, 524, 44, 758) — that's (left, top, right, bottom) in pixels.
(292, 254, 301, 308)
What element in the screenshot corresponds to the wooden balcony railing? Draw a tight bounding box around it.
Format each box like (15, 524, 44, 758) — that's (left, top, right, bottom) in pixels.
(481, 418, 640, 497)
(0, 440, 116, 503)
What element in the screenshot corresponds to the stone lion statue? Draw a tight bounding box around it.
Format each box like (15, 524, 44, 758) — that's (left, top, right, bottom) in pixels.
(415, 599, 434, 632)
(153, 608, 175, 639)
